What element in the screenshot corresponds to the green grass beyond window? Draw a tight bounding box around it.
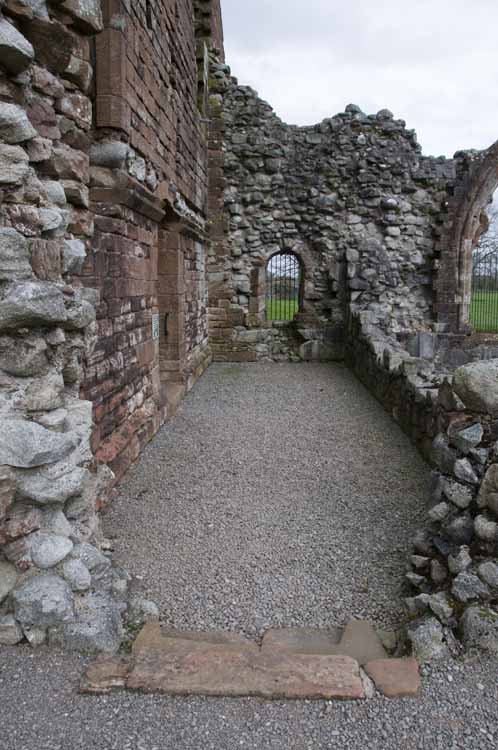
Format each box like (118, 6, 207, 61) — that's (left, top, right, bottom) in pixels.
(470, 291, 498, 332)
(266, 298, 299, 321)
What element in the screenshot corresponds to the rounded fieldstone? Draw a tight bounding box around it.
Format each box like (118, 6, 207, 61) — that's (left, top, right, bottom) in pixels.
(474, 515, 498, 542)
(0, 227, 31, 281)
(89, 141, 129, 169)
(23, 625, 47, 647)
(48, 593, 123, 655)
(71, 542, 111, 573)
(62, 559, 91, 592)
(477, 561, 498, 590)
(0, 102, 37, 144)
(0, 560, 19, 603)
(0, 18, 34, 74)
(407, 616, 449, 663)
(461, 605, 498, 654)
(0, 614, 24, 645)
(12, 573, 74, 628)
(453, 360, 498, 416)
(448, 546, 472, 574)
(127, 596, 160, 627)
(29, 532, 73, 569)
(452, 571, 490, 604)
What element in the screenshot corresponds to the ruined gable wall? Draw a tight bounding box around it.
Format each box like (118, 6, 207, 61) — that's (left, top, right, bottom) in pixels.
(208, 72, 455, 361)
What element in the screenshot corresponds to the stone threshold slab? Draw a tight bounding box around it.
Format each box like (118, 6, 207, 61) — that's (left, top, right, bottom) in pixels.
(80, 622, 421, 700)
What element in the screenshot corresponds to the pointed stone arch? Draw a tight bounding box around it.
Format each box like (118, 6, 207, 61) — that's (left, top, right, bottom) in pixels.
(435, 140, 498, 335)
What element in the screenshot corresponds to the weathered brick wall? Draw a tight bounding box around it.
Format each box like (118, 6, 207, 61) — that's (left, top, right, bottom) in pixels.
(80, 0, 217, 481)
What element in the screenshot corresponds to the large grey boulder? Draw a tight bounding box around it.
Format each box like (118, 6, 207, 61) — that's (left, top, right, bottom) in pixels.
(406, 616, 450, 662)
(15, 465, 87, 505)
(0, 102, 37, 144)
(0, 419, 78, 468)
(0, 561, 18, 603)
(64, 296, 95, 330)
(0, 18, 34, 74)
(453, 360, 498, 416)
(0, 614, 24, 645)
(48, 593, 123, 654)
(12, 573, 74, 627)
(0, 144, 30, 185)
(0, 281, 66, 329)
(0, 228, 31, 281)
(461, 606, 498, 654)
(23, 371, 64, 412)
(0, 335, 48, 377)
(28, 531, 73, 569)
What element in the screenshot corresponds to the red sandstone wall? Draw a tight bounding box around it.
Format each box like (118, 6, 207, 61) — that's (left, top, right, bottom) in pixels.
(79, 0, 221, 481)
(208, 0, 224, 61)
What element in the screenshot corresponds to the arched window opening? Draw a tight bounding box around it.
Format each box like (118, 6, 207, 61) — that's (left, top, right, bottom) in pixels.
(266, 252, 302, 321)
(471, 188, 498, 332)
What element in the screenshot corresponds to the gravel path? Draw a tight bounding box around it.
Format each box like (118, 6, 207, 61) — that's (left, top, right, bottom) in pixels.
(104, 362, 430, 635)
(3, 363, 498, 750)
(1, 645, 498, 750)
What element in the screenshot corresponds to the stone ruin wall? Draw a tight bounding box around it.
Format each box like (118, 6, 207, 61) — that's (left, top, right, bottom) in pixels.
(207, 70, 457, 363)
(0, 0, 223, 652)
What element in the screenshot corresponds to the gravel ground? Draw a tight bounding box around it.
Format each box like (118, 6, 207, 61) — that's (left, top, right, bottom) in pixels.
(1, 644, 498, 750)
(3, 363, 498, 750)
(104, 362, 430, 635)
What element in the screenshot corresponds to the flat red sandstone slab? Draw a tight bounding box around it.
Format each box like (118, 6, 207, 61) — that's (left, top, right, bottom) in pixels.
(338, 620, 388, 665)
(127, 645, 365, 700)
(261, 621, 387, 665)
(365, 658, 421, 698)
(262, 627, 343, 655)
(80, 655, 131, 694)
(132, 623, 259, 657)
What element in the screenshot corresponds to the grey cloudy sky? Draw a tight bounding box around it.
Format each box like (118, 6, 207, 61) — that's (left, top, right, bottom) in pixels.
(221, 0, 498, 158)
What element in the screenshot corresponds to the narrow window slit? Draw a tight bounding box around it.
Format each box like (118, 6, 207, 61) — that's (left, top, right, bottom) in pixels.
(146, 0, 153, 30)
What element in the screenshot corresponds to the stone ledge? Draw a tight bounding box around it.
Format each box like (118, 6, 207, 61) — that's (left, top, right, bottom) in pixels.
(81, 622, 422, 700)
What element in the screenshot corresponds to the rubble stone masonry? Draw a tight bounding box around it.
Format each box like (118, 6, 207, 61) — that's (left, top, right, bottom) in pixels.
(0, 0, 222, 651)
